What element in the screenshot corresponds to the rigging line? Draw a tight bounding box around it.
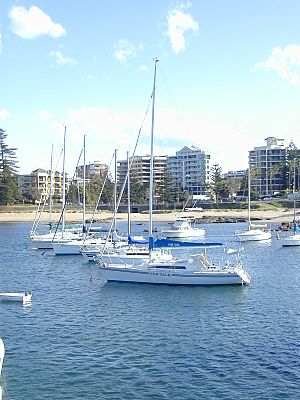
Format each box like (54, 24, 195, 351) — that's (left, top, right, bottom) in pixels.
(100, 89, 154, 255)
(84, 151, 115, 239)
(157, 64, 181, 112)
(30, 146, 64, 235)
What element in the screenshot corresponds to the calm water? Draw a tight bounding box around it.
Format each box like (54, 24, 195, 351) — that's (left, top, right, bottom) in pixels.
(0, 221, 300, 400)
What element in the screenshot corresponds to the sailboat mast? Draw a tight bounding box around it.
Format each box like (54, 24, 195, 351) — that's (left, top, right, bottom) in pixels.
(293, 158, 296, 228)
(49, 144, 54, 226)
(82, 134, 86, 232)
(149, 58, 159, 235)
(248, 165, 251, 229)
(127, 151, 131, 236)
(113, 149, 117, 233)
(61, 126, 67, 235)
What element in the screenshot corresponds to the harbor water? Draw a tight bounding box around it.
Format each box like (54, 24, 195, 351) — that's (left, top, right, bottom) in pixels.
(0, 221, 299, 399)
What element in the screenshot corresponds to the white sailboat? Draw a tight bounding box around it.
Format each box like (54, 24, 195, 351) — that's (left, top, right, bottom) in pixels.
(235, 166, 271, 242)
(282, 159, 300, 246)
(53, 145, 120, 255)
(31, 128, 82, 249)
(98, 59, 251, 286)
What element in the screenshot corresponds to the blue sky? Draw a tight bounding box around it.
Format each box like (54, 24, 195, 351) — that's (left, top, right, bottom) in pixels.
(1, 1, 300, 175)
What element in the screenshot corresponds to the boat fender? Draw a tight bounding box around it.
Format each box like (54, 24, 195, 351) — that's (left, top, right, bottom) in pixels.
(102, 263, 108, 268)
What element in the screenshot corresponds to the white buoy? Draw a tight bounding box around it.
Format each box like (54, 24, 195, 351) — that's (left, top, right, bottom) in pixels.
(0, 337, 4, 375)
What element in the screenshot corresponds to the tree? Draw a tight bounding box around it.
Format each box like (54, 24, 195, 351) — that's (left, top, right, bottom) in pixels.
(128, 173, 148, 204)
(86, 174, 114, 205)
(0, 129, 21, 205)
(208, 164, 229, 201)
(156, 168, 176, 204)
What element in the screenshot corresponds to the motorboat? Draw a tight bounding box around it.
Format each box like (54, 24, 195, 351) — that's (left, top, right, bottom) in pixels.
(159, 218, 205, 239)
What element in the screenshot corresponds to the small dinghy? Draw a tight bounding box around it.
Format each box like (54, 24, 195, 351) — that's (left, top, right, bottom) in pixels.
(0, 337, 4, 376)
(0, 292, 32, 304)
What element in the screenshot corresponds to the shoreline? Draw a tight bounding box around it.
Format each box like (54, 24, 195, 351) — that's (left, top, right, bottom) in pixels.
(0, 208, 296, 224)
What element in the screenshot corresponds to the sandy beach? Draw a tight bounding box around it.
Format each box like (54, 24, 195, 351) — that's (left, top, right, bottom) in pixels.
(0, 207, 296, 224)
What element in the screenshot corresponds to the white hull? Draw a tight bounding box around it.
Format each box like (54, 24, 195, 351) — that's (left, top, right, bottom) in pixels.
(160, 228, 205, 238)
(52, 237, 106, 255)
(236, 229, 271, 242)
(31, 231, 83, 249)
(281, 234, 300, 246)
(0, 292, 32, 304)
(0, 337, 4, 377)
(99, 264, 248, 285)
(159, 219, 205, 239)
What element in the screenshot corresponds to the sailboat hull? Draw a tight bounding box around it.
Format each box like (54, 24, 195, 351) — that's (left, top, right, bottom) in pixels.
(281, 234, 300, 246)
(99, 265, 249, 286)
(236, 229, 271, 242)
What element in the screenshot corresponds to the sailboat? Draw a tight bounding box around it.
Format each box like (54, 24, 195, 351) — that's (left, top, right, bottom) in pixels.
(31, 128, 83, 249)
(282, 159, 300, 246)
(81, 151, 150, 263)
(52, 135, 106, 255)
(98, 59, 251, 286)
(235, 166, 272, 242)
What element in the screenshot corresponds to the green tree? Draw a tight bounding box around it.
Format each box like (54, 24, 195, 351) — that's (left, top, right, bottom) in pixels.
(208, 163, 229, 201)
(67, 183, 80, 204)
(0, 129, 21, 205)
(129, 173, 148, 204)
(156, 168, 176, 204)
(86, 174, 114, 205)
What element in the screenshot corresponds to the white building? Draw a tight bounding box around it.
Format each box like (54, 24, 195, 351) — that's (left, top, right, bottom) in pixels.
(166, 146, 210, 196)
(249, 137, 286, 196)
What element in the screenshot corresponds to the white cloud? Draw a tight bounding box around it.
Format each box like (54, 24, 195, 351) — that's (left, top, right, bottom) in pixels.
(9, 6, 66, 39)
(87, 75, 99, 80)
(167, 2, 198, 54)
(39, 110, 51, 120)
(48, 106, 250, 174)
(113, 39, 137, 63)
(50, 50, 76, 65)
(139, 64, 148, 72)
(252, 45, 300, 86)
(0, 109, 11, 120)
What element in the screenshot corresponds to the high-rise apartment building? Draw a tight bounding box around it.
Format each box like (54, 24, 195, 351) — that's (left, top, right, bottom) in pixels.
(75, 161, 108, 181)
(117, 154, 167, 191)
(166, 146, 210, 196)
(249, 137, 286, 196)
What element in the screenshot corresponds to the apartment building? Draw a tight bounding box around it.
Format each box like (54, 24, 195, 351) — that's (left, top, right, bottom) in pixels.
(17, 169, 65, 202)
(166, 146, 210, 196)
(75, 161, 108, 182)
(117, 154, 167, 191)
(249, 137, 286, 196)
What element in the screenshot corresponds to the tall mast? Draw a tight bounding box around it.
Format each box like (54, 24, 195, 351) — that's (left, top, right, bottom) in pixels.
(61, 126, 66, 235)
(82, 134, 86, 233)
(127, 151, 131, 236)
(49, 144, 54, 226)
(248, 165, 251, 229)
(113, 148, 117, 234)
(293, 157, 296, 232)
(149, 57, 159, 235)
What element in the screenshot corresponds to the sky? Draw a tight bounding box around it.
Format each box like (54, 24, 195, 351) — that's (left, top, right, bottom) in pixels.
(1, 0, 300, 175)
